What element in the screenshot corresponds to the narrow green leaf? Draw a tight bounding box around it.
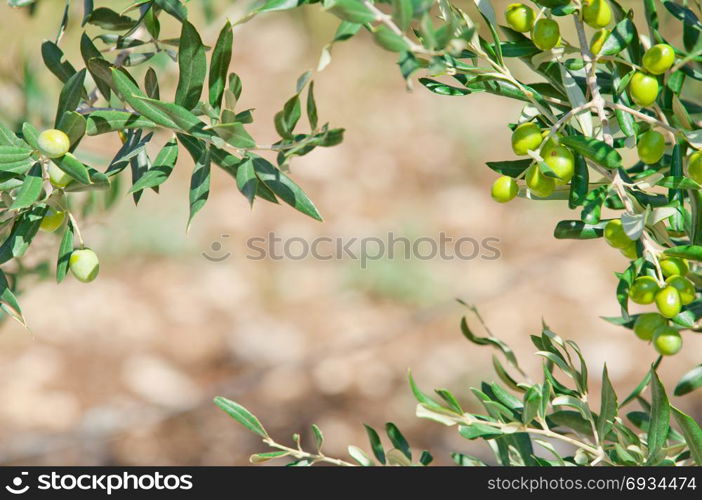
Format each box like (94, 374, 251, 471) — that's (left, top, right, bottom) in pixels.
(155, 0, 188, 22)
(559, 136, 622, 169)
(84, 7, 137, 31)
(0, 270, 25, 327)
(86, 110, 158, 135)
(674, 365, 702, 396)
(235, 157, 257, 206)
(56, 222, 74, 283)
(41, 41, 76, 84)
(671, 407, 702, 465)
(363, 424, 386, 464)
(647, 369, 670, 464)
(54, 153, 91, 184)
(10, 163, 43, 209)
(251, 155, 322, 220)
(57, 111, 87, 149)
(55, 69, 86, 125)
(187, 143, 211, 229)
(0, 204, 47, 264)
(597, 365, 618, 441)
(209, 21, 233, 111)
(213, 397, 268, 438)
(175, 20, 207, 110)
(129, 137, 178, 193)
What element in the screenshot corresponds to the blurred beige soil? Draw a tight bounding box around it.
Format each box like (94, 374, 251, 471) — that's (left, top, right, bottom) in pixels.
(0, 1, 699, 465)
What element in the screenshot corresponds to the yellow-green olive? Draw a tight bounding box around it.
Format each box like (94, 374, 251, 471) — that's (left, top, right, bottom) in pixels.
(69, 248, 100, 283)
(628, 276, 660, 304)
(660, 257, 689, 277)
(655, 285, 682, 318)
(629, 72, 659, 107)
(665, 275, 695, 305)
(525, 164, 555, 197)
(511, 123, 543, 155)
(633, 313, 667, 341)
(37, 129, 70, 159)
(532, 19, 560, 51)
(652, 326, 683, 355)
(637, 130, 666, 165)
(543, 145, 575, 183)
(491, 176, 519, 203)
(688, 151, 702, 184)
(603, 219, 632, 249)
(642, 44, 676, 75)
(39, 209, 66, 233)
(582, 0, 612, 29)
(505, 3, 535, 33)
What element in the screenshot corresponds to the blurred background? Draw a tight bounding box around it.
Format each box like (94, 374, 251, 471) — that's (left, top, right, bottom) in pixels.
(0, 0, 700, 465)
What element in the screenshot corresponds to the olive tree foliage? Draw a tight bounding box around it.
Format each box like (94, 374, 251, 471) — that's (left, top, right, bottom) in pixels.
(2, 0, 343, 324)
(5, 0, 702, 465)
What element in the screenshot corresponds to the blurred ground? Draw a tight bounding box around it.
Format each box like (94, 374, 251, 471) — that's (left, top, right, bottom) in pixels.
(0, 0, 700, 466)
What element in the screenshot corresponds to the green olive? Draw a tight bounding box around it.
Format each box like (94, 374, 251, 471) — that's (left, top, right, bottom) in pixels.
(665, 275, 696, 305)
(48, 161, 74, 188)
(687, 151, 702, 184)
(582, 0, 612, 29)
(629, 72, 659, 107)
(620, 242, 638, 259)
(505, 3, 535, 33)
(543, 145, 574, 183)
(655, 285, 682, 318)
(39, 209, 66, 233)
(511, 122, 543, 155)
(37, 129, 70, 159)
(603, 219, 632, 249)
(652, 326, 683, 355)
(491, 176, 519, 203)
(525, 164, 555, 197)
(642, 44, 676, 75)
(590, 28, 610, 56)
(628, 276, 660, 304)
(531, 19, 560, 51)
(637, 130, 666, 164)
(633, 313, 667, 341)
(660, 257, 689, 277)
(69, 248, 100, 283)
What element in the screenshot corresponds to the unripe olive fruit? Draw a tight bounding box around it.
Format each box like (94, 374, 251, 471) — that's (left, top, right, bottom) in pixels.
(665, 275, 695, 305)
(590, 28, 610, 55)
(39, 209, 66, 233)
(687, 151, 702, 184)
(634, 313, 667, 341)
(48, 161, 74, 188)
(636, 130, 666, 164)
(491, 176, 519, 203)
(525, 164, 555, 198)
(603, 219, 632, 249)
(642, 44, 676, 75)
(620, 242, 638, 259)
(531, 19, 560, 51)
(543, 145, 574, 183)
(660, 257, 689, 277)
(69, 248, 100, 283)
(37, 129, 70, 159)
(655, 285, 682, 318)
(628, 276, 659, 304)
(652, 327, 682, 356)
(533, 0, 570, 7)
(511, 123, 543, 156)
(629, 72, 659, 107)
(582, 0, 612, 29)
(505, 4, 535, 33)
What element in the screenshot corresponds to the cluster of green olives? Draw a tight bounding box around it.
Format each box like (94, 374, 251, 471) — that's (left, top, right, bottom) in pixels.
(491, 122, 575, 202)
(35, 129, 99, 283)
(604, 219, 694, 355)
(628, 44, 676, 107)
(505, 3, 561, 51)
